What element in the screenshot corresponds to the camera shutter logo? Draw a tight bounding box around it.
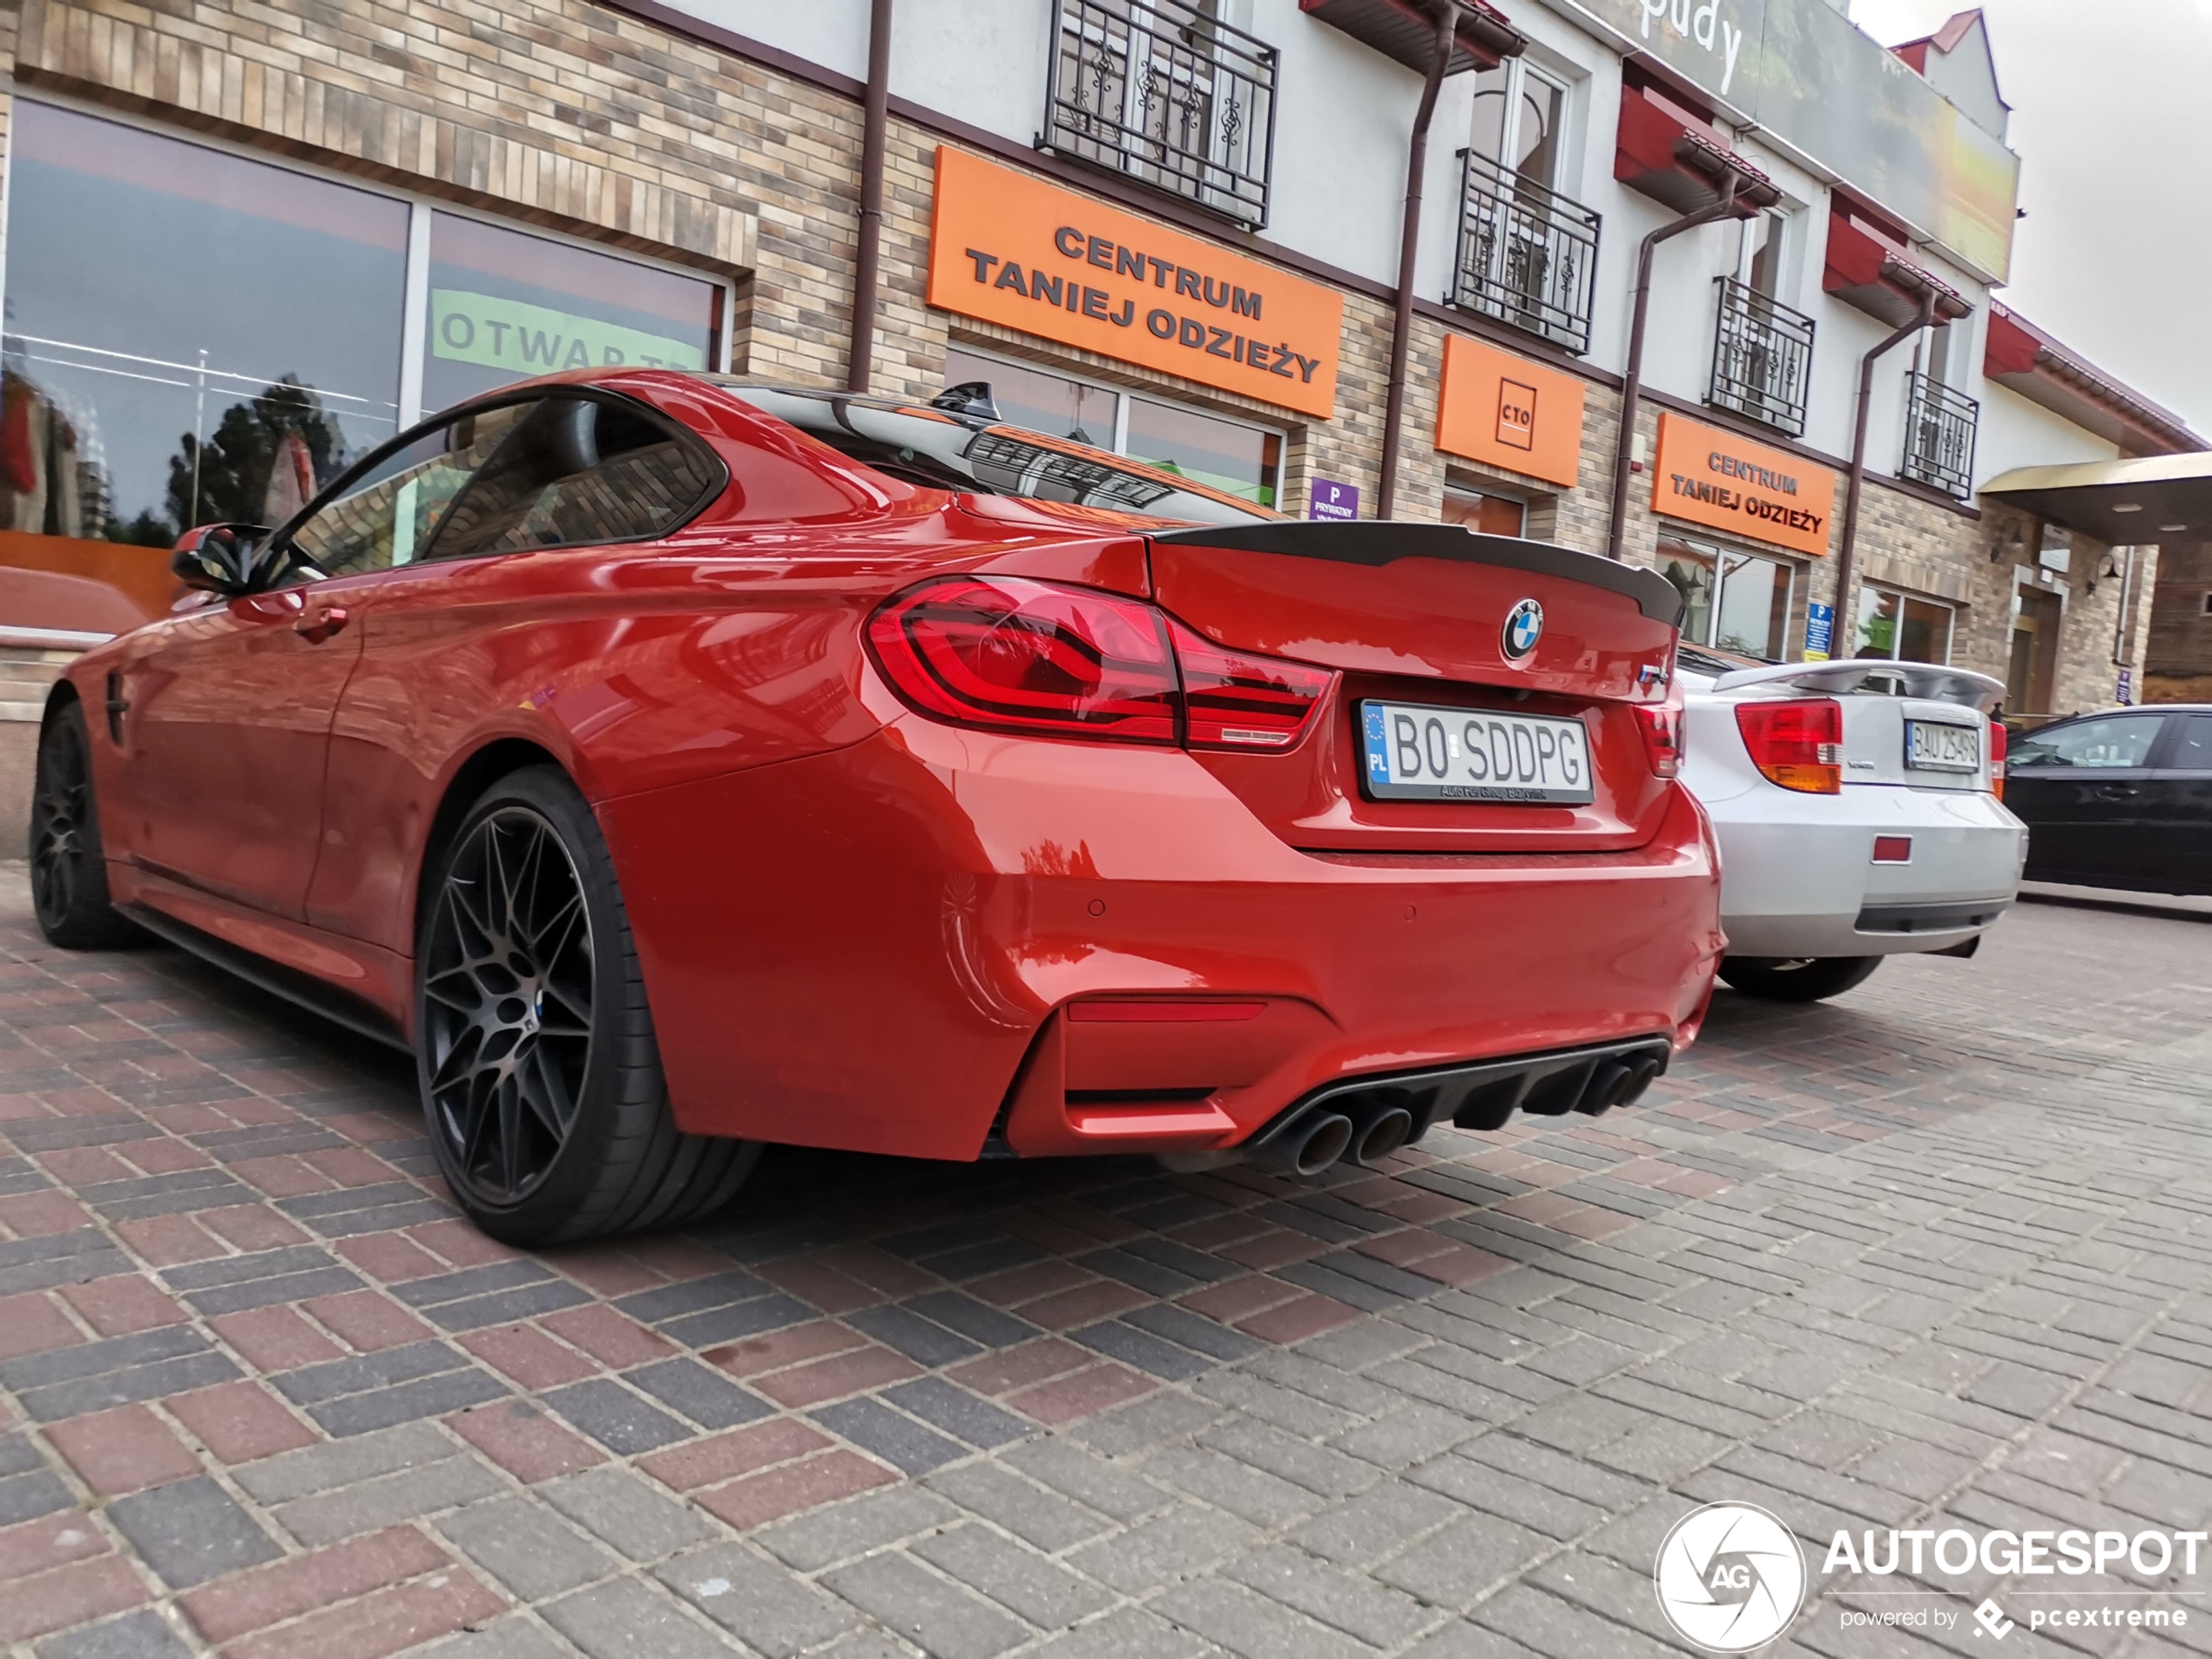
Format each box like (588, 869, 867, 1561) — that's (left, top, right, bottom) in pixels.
(1653, 1502, 1806, 1652)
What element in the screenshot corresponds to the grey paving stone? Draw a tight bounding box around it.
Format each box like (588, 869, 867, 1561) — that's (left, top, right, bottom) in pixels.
(902, 1290, 1038, 1349)
(422, 1279, 593, 1330)
(656, 1541, 862, 1658)
(813, 1397, 967, 1474)
(160, 1244, 334, 1291)
(392, 1260, 557, 1308)
(1119, 1303, 1264, 1361)
(923, 1462, 1114, 1554)
(756, 1483, 961, 1572)
(822, 1549, 1028, 1659)
(1228, 1541, 1434, 1648)
(539, 1378, 694, 1454)
(439, 1494, 617, 1600)
(883, 1376, 1032, 1450)
(658, 1292, 816, 1348)
(539, 1467, 717, 1561)
(271, 1339, 470, 1406)
(34, 1610, 195, 1659)
(542, 1575, 736, 1659)
(846, 1303, 984, 1366)
(413, 1618, 577, 1659)
(233, 1420, 454, 1505)
(0, 1468, 76, 1527)
(309, 1366, 509, 1436)
(1029, 1608, 1217, 1659)
(610, 1269, 774, 1325)
(276, 1456, 508, 1547)
(1068, 1319, 1214, 1382)
(1149, 1576, 1372, 1659)
(107, 1475, 281, 1588)
(0, 1433, 46, 1477)
(623, 1357, 773, 1430)
(1068, 1504, 1261, 1596)
(1004, 1440, 1170, 1523)
(1376, 1512, 1553, 1609)
(913, 1522, 1115, 1629)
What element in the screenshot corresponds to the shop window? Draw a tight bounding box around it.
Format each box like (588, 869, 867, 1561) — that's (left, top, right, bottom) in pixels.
(1656, 535, 1794, 661)
(2, 101, 408, 549)
(0, 102, 729, 570)
(1852, 586, 1954, 664)
(941, 347, 1282, 508)
(1441, 489, 1526, 537)
(423, 215, 722, 415)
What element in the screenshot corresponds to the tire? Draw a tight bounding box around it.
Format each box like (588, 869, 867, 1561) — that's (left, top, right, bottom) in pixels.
(30, 700, 137, 950)
(416, 765, 760, 1246)
(1717, 955, 1883, 1003)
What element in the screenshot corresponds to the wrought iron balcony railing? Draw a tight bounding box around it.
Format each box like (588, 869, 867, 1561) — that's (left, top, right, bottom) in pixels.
(1900, 371, 1979, 498)
(1042, 0, 1278, 228)
(1707, 277, 1816, 436)
(1449, 150, 1602, 356)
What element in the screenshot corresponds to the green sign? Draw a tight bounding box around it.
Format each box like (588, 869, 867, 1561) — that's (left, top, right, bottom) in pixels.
(430, 289, 706, 376)
(1561, 0, 2019, 281)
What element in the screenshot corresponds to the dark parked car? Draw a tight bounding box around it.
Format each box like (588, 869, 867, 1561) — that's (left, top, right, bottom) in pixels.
(2006, 705, 2212, 894)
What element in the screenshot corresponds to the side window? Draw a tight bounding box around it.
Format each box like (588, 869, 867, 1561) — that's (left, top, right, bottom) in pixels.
(2168, 714, 2212, 772)
(287, 403, 529, 578)
(2009, 714, 2166, 769)
(424, 396, 720, 562)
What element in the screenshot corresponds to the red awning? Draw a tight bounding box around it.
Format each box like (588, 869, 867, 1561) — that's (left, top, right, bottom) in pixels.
(1822, 213, 1972, 328)
(1614, 89, 1777, 217)
(1298, 0, 1525, 76)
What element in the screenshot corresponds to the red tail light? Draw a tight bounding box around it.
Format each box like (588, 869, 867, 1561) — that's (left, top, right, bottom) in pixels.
(1632, 681, 1684, 779)
(1736, 698, 1844, 793)
(1987, 716, 2006, 799)
(1169, 621, 1332, 750)
(867, 577, 1331, 750)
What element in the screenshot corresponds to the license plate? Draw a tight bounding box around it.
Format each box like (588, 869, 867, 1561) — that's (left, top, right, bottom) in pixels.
(1359, 700, 1595, 804)
(1906, 718, 1980, 772)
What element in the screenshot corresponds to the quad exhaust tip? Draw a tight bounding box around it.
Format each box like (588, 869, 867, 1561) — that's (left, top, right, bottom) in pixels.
(1354, 1105, 1413, 1167)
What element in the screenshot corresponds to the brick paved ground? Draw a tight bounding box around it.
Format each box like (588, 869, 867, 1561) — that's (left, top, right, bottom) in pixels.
(2, 870, 2209, 1659)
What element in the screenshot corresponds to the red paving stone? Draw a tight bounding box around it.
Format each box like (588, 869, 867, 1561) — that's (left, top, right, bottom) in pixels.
(1400, 1241, 1513, 1286)
(303, 1290, 435, 1352)
(692, 1449, 898, 1529)
(1215, 1230, 1328, 1271)
(1177, 1275, 1306, 1325)
(538, 1303, 677, 1368)
(111, 1213, 226, 1266)
(445, 1400, 609, 1484)
(964, 1260, 1093, 1307)
(702, 1319, 867, 1379)
(1012, 1280, 1151, 1331)
(223, 1568, 506, 1659)
(210, 1306, 347, 1372)
(946, 1337, 1095, 1397)
(116, 1137, 211, 1175)
(1234, 1292, 1363, 1345)
(753, 1255, 884, 1314)
(166, 1382, 319, 1465)
(47, 1404, 203, 1495)
(180, 1526, 450, 1642)
(0, 1291, 83, 1360)
(57, 1274, 191, 1336)
(1003, 1362, 1157, 1426)
(0, 1188, 91, 1235)
(0, 1512, 110, 1583)
(0, 1554, 149, 1644)
(405, 1218, 522, 1268)
(751, 1345, 923, 1408)
(201, 1204, 312, 1251)
(637, 1419, 833, 1492)
(456, 1322, 604, 1387)
(811, 1245, 941, 1299)
(332, 1232, 448, 1285)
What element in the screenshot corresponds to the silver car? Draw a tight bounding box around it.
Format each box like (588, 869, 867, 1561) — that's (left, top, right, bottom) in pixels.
(1677, 647, 2027, 1001)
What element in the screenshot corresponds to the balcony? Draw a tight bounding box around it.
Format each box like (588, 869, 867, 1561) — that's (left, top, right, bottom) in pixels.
(1708, 277, 1816, 436)
(1901, 372, 1979, 497)
(1449, 150, 1602, 356)
(1042, 0, 1278, 229)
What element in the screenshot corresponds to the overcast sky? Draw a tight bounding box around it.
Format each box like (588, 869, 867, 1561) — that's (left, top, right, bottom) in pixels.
(1849, 0, 2212, 436)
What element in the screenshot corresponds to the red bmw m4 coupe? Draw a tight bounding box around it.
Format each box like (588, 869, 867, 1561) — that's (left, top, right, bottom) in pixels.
(30, 369, 1723, 1244)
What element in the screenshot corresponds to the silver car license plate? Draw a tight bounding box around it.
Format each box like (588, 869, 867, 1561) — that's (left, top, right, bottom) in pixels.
(1905, 718, 1979, 772)
(1359, 700, 1595, 804)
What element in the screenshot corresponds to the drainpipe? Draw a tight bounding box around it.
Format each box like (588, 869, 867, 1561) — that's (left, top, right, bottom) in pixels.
(1602, 175, 1743, 561)
(846, 0, 894, 394)
(1375, 0, 1460, 520)
(1831, 288, 1939, 647)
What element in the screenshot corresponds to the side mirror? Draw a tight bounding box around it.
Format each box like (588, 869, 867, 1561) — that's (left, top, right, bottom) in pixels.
(171, 523, 272, 595)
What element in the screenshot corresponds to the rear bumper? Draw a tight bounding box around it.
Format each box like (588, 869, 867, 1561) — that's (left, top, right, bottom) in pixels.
(602, 722, 1723, 1162)
(1710, 784, 2026, 958)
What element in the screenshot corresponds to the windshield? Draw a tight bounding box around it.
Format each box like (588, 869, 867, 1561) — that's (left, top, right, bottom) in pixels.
(718, 383, 1274, 528)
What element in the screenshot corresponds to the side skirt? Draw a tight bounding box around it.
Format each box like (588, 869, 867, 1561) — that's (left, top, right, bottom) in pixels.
(119, 902, 414, 1055)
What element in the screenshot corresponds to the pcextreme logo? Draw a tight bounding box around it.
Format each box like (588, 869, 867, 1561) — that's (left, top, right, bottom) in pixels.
(1654, 1502, 1807, 1652)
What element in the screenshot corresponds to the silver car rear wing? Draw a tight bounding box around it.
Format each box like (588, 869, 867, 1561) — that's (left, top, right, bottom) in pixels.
(1709, 659, 2005, 714)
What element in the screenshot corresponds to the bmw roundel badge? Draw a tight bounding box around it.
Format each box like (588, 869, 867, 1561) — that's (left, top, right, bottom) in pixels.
(1501, 597, 1544, 661)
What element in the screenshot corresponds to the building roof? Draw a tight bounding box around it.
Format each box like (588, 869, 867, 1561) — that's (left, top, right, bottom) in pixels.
(1985, 304, 2209, 458)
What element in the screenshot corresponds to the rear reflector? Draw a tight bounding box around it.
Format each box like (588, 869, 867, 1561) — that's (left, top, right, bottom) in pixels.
(1987, 717, 2006, 799)
(1871, 835, 1912, 863)
(1736, 698, 1844, 793)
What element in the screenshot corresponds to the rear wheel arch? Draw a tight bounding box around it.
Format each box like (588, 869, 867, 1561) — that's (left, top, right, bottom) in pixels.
(414, 738, 570, 944)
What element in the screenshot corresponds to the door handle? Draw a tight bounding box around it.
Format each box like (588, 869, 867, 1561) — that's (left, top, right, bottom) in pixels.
(293, 605, 350, 644)
(2093, 784, 2138, 801)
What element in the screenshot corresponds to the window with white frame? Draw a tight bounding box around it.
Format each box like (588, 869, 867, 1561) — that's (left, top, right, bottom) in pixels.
(1851, 586, 1955, 664)
(942, 347, 1283, 509)
(1736, 206, 1797, 300)
(1656, 534, 1795, 661)
(1467, 58, 1572, 192)
(0, 100, 728, 549)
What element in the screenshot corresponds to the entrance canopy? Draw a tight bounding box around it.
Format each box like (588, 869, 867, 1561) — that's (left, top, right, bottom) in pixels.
(1982, 451, 2212, 544)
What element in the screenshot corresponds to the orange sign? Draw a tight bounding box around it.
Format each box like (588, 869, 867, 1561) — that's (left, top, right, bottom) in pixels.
(1433, 334, 1585, 489)
(1650, 411, 1838, 556)
(926, 148, 1343, 419)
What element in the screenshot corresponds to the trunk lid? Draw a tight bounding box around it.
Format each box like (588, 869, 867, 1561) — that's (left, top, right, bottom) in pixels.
(1145, 523, 1686, 853)
(1709, 660, 2003, 792)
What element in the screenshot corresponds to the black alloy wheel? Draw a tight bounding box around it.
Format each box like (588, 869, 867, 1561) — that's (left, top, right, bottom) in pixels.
(421, 804, 596, 1204)
(417, 767, 759, 1244)
(29, 701, 135, 949)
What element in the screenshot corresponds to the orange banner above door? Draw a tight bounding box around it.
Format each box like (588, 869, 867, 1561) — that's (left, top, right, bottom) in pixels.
(1433, 334, 1586, 489)
(925, 148, 1344, 420)
(1651, 411, 1838, 556)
